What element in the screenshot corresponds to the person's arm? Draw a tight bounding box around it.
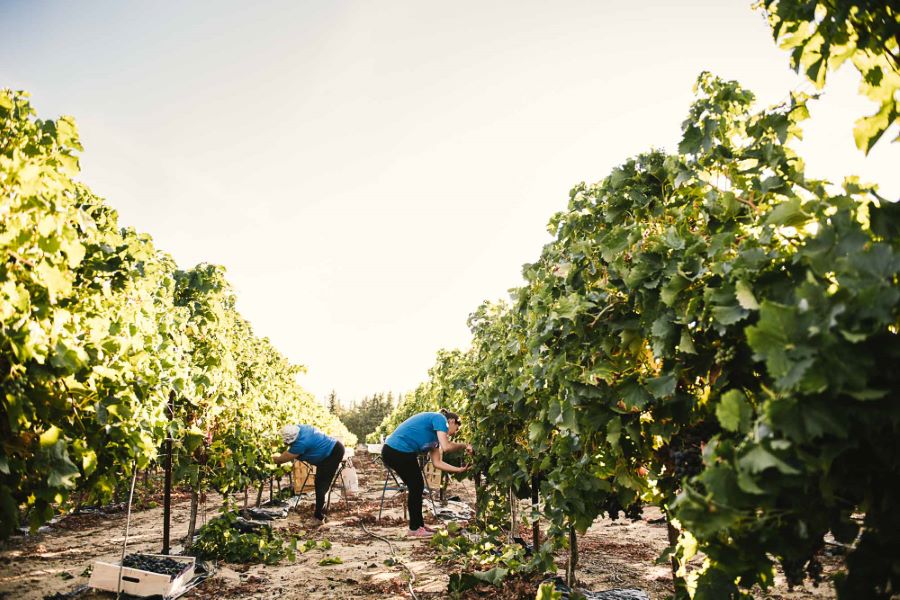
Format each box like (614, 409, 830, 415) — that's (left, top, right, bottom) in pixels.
(436, 431, 471, 454)
(429, 447, 469, 474)
(273, 450, 299, 465)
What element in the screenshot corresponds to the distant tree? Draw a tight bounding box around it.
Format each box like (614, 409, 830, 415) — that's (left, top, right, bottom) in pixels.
(335, 392, 397, 443)
(326, 389, 339, 415)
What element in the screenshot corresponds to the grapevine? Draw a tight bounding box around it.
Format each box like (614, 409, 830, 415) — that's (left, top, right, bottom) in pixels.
(375, 71, 899, 598)
(0, 89, 354, 538)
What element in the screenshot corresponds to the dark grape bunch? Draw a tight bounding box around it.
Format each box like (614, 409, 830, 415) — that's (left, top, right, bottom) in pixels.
(602, 496, 643, 521)
(807, 556, 823, 585)
(670, 446, 703, 480)
(122, 554, 188, 578)
(781, 558, 805, 588)
(781, 555, 824, 588)
(623, 502, 643, 521)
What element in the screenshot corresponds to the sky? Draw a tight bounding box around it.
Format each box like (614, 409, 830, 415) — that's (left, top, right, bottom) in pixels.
(2, 1, 897, 406)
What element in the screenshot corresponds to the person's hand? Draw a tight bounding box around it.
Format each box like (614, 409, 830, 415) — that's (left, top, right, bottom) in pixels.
(458, 464, 471, 474)
(465, 443, 473, 455)
(271, 453, 282, 465)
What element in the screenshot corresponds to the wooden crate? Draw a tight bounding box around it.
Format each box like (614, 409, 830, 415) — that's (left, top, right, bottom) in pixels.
(423, 462, 442, 489)
(89, 554, 195, 598)
(293, 461, 314, 494)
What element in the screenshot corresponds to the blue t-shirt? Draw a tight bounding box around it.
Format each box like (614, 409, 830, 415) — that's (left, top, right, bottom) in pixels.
(288, 425, 337, 465)
(385, 412, 449, 453)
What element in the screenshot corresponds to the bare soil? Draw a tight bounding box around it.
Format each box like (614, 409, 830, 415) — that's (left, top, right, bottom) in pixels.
(0, 451, 843, 600)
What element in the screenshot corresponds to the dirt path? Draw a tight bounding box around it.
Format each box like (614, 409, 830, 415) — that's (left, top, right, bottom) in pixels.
(0, 451, 841, 600)
(0, 451, 468, 600)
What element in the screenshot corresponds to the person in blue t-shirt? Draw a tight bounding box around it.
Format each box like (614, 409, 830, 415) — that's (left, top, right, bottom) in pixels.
(273, 424, 344, 525)
(382, 409, 471, 538)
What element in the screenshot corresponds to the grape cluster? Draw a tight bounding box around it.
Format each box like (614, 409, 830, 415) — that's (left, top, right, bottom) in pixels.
(602, 497, 643, 521)
(624, 503, 643, 521)
(807, 556, 823, 585)
(122, 554, 187, 577)
(780, 555, 823, 588)
(781, 558, 805, 588)
(3, 377, 27, 400)
(670, 446, 703, 480)
(714, 345, 737, 365)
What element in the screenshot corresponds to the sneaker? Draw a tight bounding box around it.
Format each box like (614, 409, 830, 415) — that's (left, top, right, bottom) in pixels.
(422, 525, 438, 533)
(311, 516, 326, 528)
(405, 527, 432, 538)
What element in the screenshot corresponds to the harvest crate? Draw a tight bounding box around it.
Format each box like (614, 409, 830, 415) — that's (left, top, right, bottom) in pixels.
(293, 460, 313, 494)
(423, 462, 442, 488)
(89, 554, 195, 598)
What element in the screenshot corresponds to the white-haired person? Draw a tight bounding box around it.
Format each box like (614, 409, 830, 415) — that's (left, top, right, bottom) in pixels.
(273, 424, 344, 525)
(381, 408, 471, 538)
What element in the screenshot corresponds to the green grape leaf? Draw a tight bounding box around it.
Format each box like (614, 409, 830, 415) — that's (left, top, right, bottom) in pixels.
(763, 198, 806, 227)
(737, 445, 799, 475)
(716, 390, 752, 433)
(46, 441, 80, 488)
(734, 281, 759, 310)
(36, 261, 73, 301)
(535, 582, 564, 600)
(40, 426, 62, 447)
(646, 374, 677, 399)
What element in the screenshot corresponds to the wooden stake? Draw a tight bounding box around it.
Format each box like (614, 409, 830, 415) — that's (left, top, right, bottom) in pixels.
(185, 488, 199, 547)
(566, 526, 578, 587)
(473, 471, 482, 523)
(162, 392, 174, 555)
(508, 486, 518, 544)
(531, 474, 540, 549)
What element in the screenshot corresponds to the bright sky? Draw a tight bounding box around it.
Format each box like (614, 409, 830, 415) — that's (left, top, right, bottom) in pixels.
(2, 1, 897, 405)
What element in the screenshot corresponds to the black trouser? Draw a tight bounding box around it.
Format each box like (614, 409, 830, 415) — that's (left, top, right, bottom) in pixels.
(313, 441, 344, 520)
(381, 444, 424, 530)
